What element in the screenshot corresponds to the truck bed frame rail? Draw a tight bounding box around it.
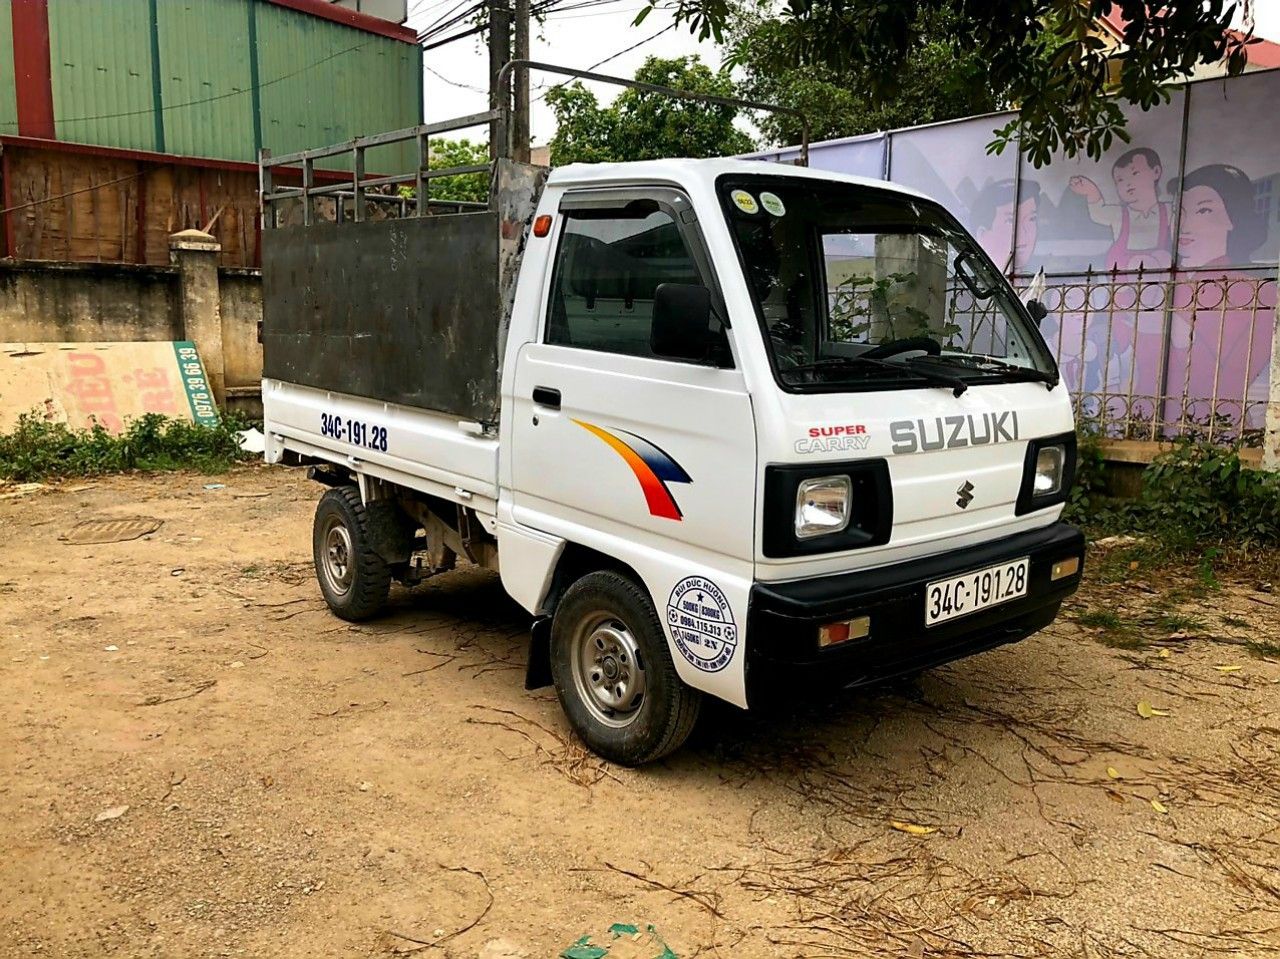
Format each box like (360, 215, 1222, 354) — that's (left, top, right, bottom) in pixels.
(258, 60, 809, 227)
(259, 109, 501, 226)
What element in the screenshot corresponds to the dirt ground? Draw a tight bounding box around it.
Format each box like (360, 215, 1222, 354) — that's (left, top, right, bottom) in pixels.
(3, 465, 1279, 959)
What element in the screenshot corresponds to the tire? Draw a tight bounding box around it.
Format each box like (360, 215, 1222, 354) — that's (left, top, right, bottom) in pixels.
(550, 570, 701, 766)
(312, 486, 392, 622)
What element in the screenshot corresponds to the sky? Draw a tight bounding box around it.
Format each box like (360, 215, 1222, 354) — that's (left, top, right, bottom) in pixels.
(410, 0, 718, 144)
(410, 0, 1280, 148)
(1243, 0, 1280, 39)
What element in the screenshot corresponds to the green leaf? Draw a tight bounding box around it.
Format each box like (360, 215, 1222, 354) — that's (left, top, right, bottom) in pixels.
(700, 0, 1242, 164)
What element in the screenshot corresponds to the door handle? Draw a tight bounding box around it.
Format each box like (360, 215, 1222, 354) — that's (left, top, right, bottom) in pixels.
(532, 386, 561, 410)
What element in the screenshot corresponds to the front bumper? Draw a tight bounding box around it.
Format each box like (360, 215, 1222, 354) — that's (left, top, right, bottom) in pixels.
(745, 522, 1084, 701)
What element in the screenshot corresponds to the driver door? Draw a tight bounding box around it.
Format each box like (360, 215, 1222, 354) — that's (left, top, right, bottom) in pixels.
(507, 187, 757, 694)
(510, 187, 755, 554)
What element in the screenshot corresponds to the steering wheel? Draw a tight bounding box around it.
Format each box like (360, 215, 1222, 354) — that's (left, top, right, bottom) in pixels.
(862, 336, 942, 360)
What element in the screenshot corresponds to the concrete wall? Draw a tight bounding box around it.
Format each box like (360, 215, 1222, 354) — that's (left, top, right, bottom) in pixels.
(219, 269, 263, 390)
(0, 257, 263, 414)
(0, 261, 182, 342)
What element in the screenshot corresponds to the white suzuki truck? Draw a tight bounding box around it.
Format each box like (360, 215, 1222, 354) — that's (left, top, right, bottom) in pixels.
(259, 69, 1084, 765)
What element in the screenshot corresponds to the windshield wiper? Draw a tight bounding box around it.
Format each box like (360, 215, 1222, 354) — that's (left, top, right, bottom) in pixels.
(906, 353, 1059, 389)
(784, 355, 969, 397)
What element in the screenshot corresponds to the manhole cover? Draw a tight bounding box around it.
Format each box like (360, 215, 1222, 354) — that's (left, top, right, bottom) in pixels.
(60, 517, 163, 545)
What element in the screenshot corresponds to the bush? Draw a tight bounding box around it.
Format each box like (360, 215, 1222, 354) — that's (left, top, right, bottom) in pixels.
(0, 412, 253, 482)
(1134, 440, 1280, 548)
(1064, 425, 1280, 550)
(1062, 421, 1122, 531)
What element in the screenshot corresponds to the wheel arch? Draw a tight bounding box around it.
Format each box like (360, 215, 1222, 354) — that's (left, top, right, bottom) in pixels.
(547, 542, 646, 612)
(524, 541, 647, 692)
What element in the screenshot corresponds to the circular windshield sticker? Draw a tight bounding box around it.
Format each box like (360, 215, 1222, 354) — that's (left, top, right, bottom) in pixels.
(759, 191, 786, 216)
(730, 189, 759, 214)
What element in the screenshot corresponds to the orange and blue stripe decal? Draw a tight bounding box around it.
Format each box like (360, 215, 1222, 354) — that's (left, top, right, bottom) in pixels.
(574, 420, 692, 521)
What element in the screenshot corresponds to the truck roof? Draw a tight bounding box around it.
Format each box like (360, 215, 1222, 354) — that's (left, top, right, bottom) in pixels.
(545, 156, 933, 203)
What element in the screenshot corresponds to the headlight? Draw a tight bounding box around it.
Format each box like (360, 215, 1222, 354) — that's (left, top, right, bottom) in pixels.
(1015, 432, 1076, 516)
(1034, 444, 1065, 495)
(795, 475, 851, 539)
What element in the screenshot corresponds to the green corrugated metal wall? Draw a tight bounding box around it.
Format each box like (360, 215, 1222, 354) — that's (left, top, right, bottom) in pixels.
(49, 0, 160, 151)
(157, 0, 258, 160)
(0, 0, 17, 136)
(255, 2, 418, 170)
(37, 0, 419, 167)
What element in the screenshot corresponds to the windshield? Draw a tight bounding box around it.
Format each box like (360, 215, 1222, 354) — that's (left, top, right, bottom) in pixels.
(719, 175, 1057, 392)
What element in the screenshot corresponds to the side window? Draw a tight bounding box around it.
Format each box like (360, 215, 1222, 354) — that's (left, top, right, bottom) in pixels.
(546, 200, 706, 359)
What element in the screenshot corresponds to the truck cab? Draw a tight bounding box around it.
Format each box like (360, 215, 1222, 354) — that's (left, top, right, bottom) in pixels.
(261, 139, 1083, 766)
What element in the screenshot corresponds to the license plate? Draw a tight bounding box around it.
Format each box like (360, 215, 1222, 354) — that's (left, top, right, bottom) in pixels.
(925, 557, 1029, 626)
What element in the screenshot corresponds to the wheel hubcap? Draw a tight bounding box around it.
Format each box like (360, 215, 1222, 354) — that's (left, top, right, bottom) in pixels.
(571, 613, 646, 728)
(321, 518, 354, 596)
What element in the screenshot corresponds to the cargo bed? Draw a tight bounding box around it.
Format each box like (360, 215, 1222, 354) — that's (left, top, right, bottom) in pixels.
(262, 378, 500, 522)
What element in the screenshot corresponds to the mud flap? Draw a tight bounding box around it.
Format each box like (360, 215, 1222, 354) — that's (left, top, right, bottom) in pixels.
(525, 615, 553, 690)
(363, 501, 415, 565)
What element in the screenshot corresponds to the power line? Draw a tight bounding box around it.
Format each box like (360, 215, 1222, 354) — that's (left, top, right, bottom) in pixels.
(407, 0, 458, 15)
(547, 4, 644, 19)
(424, 63, 488, 93)
(416, 0, 486, 41)
(586, 21, 675, 69)
(532, 22, 675, 102)
(415, 0, 473, 32)
(420, 22, 485, 50)
(541, 0, 631, 14)
(418, 0, 590, 48)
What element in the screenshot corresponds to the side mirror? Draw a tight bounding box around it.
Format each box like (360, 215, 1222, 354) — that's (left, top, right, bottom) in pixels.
(1025, 298, 1048, 326)
(954, 251, 997, 299)
(651, 282, 713, 361)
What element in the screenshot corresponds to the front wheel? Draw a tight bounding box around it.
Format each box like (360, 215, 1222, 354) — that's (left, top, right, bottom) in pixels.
(550, 570, 701, 765)
(312, 486, 392, 621)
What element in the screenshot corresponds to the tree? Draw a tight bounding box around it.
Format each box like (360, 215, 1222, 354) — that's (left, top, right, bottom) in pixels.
(731, 2, 1011, 145)
(644, 0, 1252, 166)
(546, 56, 754, 165)
(422, 138, 490, 204)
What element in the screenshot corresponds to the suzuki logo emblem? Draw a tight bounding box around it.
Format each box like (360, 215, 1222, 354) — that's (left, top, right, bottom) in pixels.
(956, 480, 975, 509)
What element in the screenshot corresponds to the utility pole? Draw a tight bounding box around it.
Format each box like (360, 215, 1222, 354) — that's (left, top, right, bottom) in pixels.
(488, 0, 511, 161)
(513, 0, 530, 163)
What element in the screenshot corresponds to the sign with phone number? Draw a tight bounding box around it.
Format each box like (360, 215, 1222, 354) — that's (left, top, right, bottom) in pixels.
(320, 412, 388, 452)
(173, 342, 219, 427)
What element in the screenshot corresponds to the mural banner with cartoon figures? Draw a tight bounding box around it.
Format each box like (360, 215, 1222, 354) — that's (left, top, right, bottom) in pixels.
(755, 68, 1280, 443)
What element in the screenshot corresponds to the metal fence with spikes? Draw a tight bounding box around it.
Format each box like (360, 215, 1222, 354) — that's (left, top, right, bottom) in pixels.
(1026, 266, 1279, 465)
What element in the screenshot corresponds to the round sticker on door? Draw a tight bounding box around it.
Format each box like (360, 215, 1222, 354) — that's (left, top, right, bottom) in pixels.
(759, 191, 786, 216)
(666, 576, 737, 672)
(730, 189, 759, 214)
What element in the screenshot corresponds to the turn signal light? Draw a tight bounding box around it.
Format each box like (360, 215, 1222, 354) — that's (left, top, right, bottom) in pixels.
(818, 616, 871, 648)
(1051, 556, 1081, 581)
(533, 214, 552, 237)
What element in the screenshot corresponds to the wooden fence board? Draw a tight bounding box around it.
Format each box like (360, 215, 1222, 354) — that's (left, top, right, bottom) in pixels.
(2, 146, 259, 267)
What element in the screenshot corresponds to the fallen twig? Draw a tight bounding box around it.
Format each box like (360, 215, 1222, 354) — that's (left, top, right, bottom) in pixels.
(466, 705, 620, 788)
(312, 699, 388, 719)
(136, 680, 217, 707)
(387, 864, 493, 951)
(403, 649, 458, 676)
(596, 861, 726, 919)
(159, 771, 186, 802)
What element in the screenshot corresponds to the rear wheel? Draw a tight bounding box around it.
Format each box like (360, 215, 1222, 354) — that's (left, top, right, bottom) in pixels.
(312, 486, 392, 621)
(550, 570, 701, 765)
